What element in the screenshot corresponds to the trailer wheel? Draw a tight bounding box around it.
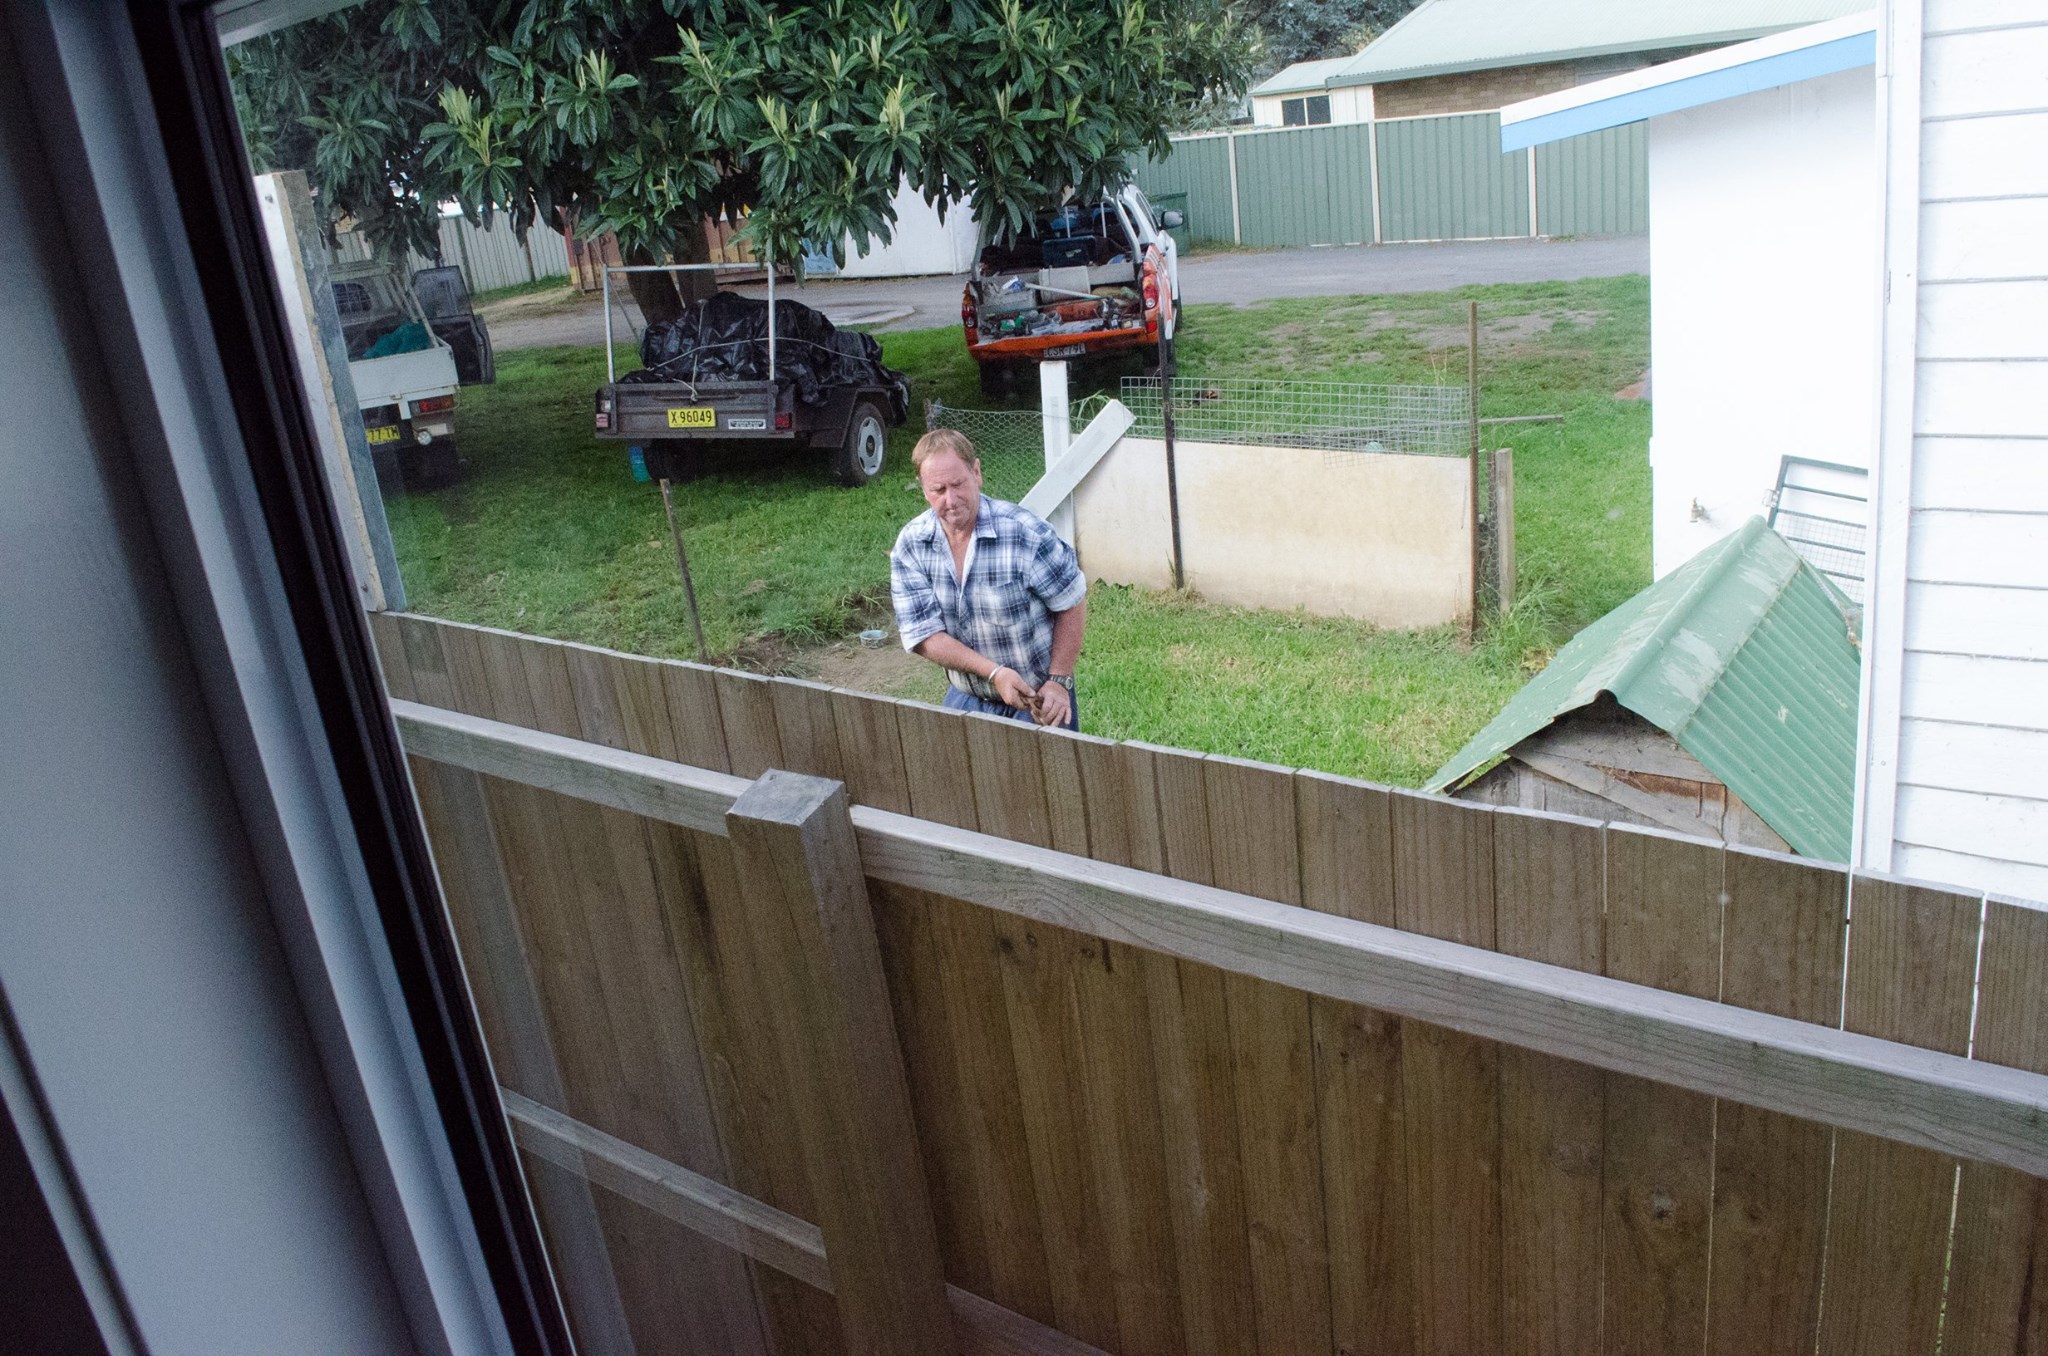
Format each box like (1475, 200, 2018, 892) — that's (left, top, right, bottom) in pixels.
(834, 401, 889, 487)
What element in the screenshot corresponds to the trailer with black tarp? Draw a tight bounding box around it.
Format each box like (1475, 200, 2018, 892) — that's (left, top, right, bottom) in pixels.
(592, 264, 908, 488)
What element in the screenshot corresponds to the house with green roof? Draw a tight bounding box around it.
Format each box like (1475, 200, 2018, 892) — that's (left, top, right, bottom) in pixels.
(1326, 0, 1872, 118)
(1427, 518, 1861, 861)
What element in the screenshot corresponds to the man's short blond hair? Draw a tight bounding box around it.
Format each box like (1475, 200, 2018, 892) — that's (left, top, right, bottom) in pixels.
(911, 428, 979, 473)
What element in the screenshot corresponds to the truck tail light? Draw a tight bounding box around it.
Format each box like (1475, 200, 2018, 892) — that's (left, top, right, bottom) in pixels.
(1142, 264, 1159, 332)
(775, 411, 793, 430)
(961, 284, 977, 336)
(414, 394, 455, 414)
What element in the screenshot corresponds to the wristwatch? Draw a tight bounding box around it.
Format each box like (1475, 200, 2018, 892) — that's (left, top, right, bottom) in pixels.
(1047, 674, 1076, 694)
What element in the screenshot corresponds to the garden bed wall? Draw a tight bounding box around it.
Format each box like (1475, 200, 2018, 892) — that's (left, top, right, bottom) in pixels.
(1073, 435, 1473, 628)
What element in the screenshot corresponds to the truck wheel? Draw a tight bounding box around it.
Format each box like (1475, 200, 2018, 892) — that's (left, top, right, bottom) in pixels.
(834, 401, 889, 487)
(977, 362, 1013, 399)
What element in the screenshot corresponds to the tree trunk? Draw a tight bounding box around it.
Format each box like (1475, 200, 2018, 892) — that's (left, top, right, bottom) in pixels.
(621, 218, 716, 325)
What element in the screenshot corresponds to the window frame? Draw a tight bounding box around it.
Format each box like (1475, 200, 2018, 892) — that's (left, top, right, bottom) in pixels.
(102, 2, 577, 1349)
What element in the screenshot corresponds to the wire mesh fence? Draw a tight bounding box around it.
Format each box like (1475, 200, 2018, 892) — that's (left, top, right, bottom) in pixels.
(1767, 457, 1869, 605)
(922, 401, 1049, 502)
(1119, 375, 1471, 457)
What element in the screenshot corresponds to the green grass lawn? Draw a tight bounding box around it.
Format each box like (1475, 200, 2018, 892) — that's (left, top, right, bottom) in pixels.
(385, 275, 1650, 785)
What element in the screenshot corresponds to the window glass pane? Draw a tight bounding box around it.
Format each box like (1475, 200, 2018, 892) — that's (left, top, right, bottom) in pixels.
(1282, 96, 1306, 125)
(1307, 94, 1332, 124)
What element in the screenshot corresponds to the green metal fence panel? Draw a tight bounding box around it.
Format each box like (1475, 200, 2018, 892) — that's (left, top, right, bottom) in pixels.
(1375, 112, 1531, 243)
(1534, 122, 1647, 236)
(1233, 123, 1376, 248)
(1131, 136, 1236, 244)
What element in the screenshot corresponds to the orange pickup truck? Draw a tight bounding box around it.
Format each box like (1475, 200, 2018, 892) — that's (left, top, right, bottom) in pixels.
(961, 185, 1184, 397)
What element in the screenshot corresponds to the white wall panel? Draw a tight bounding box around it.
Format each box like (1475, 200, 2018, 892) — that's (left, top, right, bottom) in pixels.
(1900, 651, 2048, 727)
(1906, 507, 2048, 586)
(1921, 111, 2048, 198)
(1920, 198, 2048, 278)
(1926, 0, 2048, 32)
(1904, 581, 2048, 658)
(1911, 436, 2048, 510)
(1894, 785, 2048, 866)
(1893, 844, 2048, 905)
(1898, 717, 2048, 797)
(1914, 358, 2048, 436)
(1922, 27, 2048, 117)
(1917, 280, 2048, 357)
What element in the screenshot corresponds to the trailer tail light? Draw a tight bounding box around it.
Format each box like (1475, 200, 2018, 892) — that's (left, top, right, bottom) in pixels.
(775, 411, 793, 430)
(595, 390, 613, 431)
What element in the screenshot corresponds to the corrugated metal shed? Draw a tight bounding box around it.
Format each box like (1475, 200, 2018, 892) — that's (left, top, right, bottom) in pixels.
(1327, 0, 1873, 88)
(1251, 56, 1357, 98)
(1427, 518, 1862, 860)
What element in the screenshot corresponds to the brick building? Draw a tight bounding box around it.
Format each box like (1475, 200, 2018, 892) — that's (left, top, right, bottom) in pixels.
(1323, 0, 1873, 119)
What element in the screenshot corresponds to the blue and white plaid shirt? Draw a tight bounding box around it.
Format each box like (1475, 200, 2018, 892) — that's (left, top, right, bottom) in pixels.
(890, 495, 1086, 702)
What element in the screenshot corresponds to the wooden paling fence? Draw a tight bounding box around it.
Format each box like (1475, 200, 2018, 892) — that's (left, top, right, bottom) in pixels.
(368, 611, 2048, 1356)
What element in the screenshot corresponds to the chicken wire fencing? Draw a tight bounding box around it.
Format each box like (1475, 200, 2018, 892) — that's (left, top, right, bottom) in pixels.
(922, 401, 1054, 503)
(1119, 375, 1470, 458)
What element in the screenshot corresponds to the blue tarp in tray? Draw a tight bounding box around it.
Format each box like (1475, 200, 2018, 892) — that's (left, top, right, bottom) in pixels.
(624, 291, 910, 420)
(362, 321, 432, 359)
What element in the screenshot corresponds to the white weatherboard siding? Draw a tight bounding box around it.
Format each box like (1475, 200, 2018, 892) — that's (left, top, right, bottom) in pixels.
(1860, 0, 2048, 903)
(1645, 65, 1878, 578)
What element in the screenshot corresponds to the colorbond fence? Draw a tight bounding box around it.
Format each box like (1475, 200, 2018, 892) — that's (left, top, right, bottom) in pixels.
(372, 611, 2048, 1356)
(1135, 114, 1645, 248)
(330, 213, 573, 295)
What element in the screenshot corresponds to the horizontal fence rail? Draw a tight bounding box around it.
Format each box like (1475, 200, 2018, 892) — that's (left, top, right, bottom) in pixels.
(506, 1091, 1110, 1356)
(393, 697, 2048, 1181)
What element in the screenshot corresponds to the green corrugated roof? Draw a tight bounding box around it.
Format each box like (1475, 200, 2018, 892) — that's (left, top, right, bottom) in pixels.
(1426, 518, 1862, 861)
(1327, 0, 1874, 88)
(1251, 57, 1359, 97)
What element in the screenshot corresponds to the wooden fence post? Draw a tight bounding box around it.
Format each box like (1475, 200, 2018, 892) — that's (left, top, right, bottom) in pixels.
(724, 770, 956, 1356)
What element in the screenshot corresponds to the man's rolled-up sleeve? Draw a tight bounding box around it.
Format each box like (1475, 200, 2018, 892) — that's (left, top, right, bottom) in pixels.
(890, 541, 944, 651)
(1028, 525, 1087, 613)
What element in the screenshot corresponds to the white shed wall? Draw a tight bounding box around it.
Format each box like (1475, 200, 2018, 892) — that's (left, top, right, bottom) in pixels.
(1645, 66, 1878, 578)
(1864, 0, 2048, 903)
(1250, 85, 1373, 127)
(831, 178, 978, 278)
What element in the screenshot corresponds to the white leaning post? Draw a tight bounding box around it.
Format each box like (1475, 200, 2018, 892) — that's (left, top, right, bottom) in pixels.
(1039, 360, 1074, 544)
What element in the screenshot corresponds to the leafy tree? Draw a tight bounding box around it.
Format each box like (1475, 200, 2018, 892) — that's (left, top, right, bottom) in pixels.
(231, 0, 1252, 316)
(1241, 0, 1421, 76)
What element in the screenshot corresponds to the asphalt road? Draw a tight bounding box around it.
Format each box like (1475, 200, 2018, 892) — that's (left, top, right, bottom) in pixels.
(483, 233, 1649, 351)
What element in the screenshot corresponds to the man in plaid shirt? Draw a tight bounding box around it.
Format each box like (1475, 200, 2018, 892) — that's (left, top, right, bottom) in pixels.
(891, 428, 1088, 728)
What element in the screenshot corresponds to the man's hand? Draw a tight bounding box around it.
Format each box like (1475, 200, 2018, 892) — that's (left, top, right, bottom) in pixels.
(1032, 681, 1072, 728)
(991, 666, 1038, 710)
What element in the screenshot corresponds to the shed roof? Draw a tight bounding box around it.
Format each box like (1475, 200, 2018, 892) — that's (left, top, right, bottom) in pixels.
(1251, 57, 1357, 98)
(1325, 0, 1872, 89)
(1499, 11, 1876, 151)
(1426, 518, 1862, 861)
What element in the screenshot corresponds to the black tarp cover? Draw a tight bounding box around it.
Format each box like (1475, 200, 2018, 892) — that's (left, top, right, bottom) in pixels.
(625, 291, 909, 420)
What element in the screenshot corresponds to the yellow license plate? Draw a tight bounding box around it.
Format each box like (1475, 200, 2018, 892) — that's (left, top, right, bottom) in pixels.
(667, 406, 716, 429)
(365, 425, 400, 445)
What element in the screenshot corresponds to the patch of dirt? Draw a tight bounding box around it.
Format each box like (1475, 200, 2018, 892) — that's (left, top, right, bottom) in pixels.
(798, 638, 942, 700)
(1615, 368, 1651, 400)
(1323, 306, 1606, 354)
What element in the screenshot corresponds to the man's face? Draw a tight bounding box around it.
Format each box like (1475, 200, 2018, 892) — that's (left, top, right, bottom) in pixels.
(919, 449, 983, 534)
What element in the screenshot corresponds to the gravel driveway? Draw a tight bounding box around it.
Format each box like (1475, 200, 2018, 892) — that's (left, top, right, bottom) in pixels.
(483, 233, 1649, 351)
